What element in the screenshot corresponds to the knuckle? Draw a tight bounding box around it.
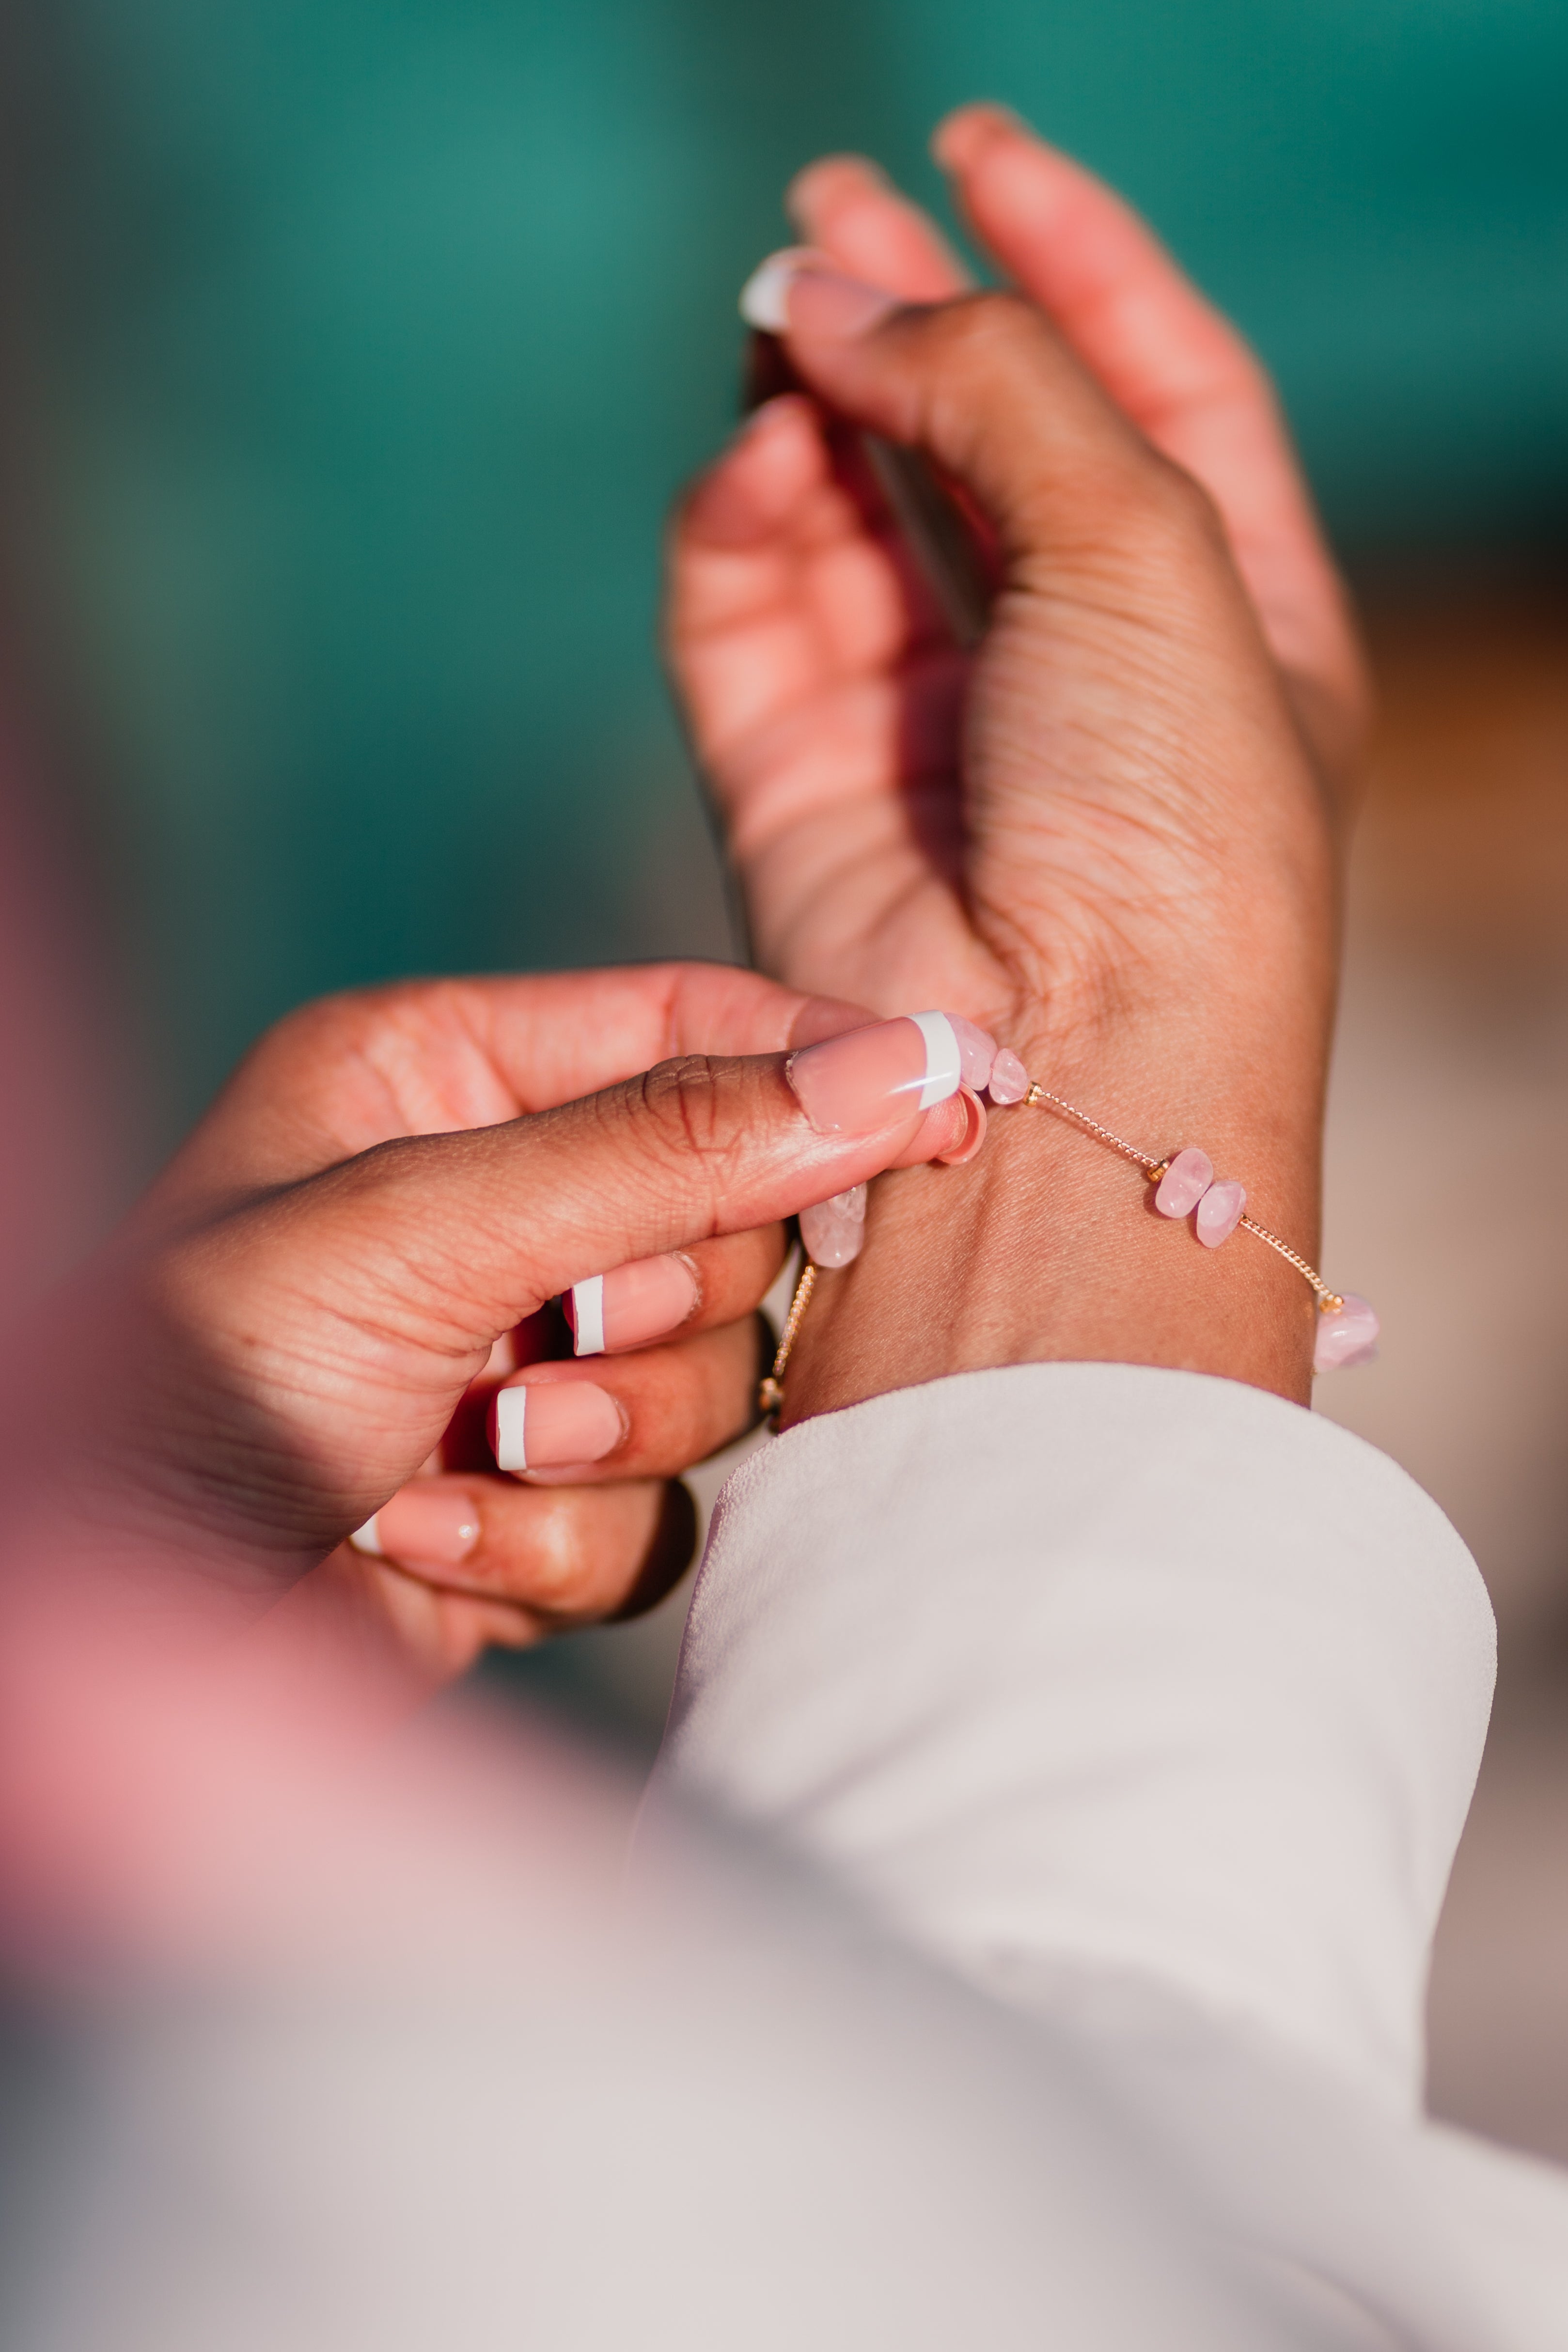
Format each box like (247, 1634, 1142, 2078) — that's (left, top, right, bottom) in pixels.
(918, 289, 1058, 404)
(634, 1056, 737, 1170)
(509, 1490, 613, 1615)
(1051, 439, 1226, 575)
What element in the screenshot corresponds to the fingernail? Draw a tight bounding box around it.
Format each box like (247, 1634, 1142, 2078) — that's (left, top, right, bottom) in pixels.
(492, 1381, 625, 1475)
(933, 102, 1025, 172)
(786, 1011, 962, 1134)
(740, 247, 898, 339)
(350, 1483, 481, 1572)
(739, 245, 819, 330)
(567, 1253, 700, 1356)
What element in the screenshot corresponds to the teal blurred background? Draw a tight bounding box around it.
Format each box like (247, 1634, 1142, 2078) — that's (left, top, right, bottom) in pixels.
(1, 0, 1565, 1150)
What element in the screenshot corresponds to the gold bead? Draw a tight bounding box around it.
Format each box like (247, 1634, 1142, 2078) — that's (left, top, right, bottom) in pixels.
(1317, 1294, 1345, 1315)
(1145, 1160, 1170, 1185)
(757, 1376, 784, 1416)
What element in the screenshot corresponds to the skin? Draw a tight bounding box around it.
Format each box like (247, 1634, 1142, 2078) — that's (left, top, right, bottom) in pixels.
(10, 111, 1371, 1698)
(665, 106, 1373, 1420)
(21, 966, 970, 1688)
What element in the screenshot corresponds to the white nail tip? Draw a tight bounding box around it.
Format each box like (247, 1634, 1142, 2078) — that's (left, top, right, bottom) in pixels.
(493, 1387, 528, 1474)
(909, 1010, 963, 1111)
(348, 1513, 384, 1559)
(570, 1274, 606, 1357)
(739, 247, 814, 331)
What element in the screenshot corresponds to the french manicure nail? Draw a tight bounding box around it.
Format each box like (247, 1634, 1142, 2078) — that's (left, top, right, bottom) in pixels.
(567, 1253, 700, 1357)
(739, 246, 819, 330)
(786, 1011, 962, 1135)
(739, 248, 899, 339)
(492, 1381, 624, 1475)
(349, 1483, 481, 1573)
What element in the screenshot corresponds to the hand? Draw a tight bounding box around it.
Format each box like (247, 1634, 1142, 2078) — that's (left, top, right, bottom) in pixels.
(25, 967, 974, 1685)
(666, 111, 1373, 1409)
(670, 106, 1368, 1019)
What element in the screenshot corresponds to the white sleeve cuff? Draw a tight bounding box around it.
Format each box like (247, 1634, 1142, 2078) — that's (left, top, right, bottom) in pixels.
(654, 1363, 1494, 2112)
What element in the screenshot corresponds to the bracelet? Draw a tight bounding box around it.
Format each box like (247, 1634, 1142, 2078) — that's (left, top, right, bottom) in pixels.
(760, 1013, 1378, 1421)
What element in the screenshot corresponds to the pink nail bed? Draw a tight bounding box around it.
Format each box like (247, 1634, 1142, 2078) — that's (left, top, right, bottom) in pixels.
(349, 1483, 481, 1572)
(738, 249, 897, 339)
(567, 1254, 698, 1356)
(786, 1011, 962, 1135)
(492, 1380, 624, 1475)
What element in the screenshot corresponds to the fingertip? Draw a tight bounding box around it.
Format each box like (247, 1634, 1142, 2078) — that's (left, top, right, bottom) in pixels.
(680, 394, 824, 547)
(932, 101, 1028, 172)
(784, 155, 970, 304)
(890, 1084, 982, 1169)
(786, 994, 879, 1050)
(786, 152, 890, 233)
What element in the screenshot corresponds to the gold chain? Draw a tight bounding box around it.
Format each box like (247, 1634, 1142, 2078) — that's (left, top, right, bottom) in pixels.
(1023, 1082, 1341, 1307)
(757, 1069, 1345, 1421)
(757, 1260, 816, 1421)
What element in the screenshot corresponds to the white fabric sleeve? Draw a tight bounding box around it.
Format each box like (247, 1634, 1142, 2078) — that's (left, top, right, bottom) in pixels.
(654, 1363, 1495, 2113)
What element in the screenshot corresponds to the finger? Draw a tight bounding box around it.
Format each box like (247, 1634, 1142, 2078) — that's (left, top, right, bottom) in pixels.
(787, 153, 969, 299)
(490, 1316, 766, 1484)
(150, 963, 878, 1212)
(280, 1017, 979, 1377)
(255, 1542, 547, 1698)
(932, 105, 1369, 770)
(348, 1472, 696, 1625)
(670, 392, 944, 761)
(562, 1223, 787, 1358)
(772, 267, 1193, 554)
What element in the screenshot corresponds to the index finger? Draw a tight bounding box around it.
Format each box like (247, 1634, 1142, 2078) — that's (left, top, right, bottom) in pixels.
(151, 964, 875, 1213)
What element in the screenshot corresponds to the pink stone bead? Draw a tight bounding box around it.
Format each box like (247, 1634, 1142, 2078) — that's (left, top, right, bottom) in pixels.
(1153, 1146, 1213, 1220)
(987, 1048, 1029, 1105)
(946, 1015, 998, 1093)
(1313, 1293, 1380, 1372)
(799, 1183, 868, 1270)
(1195, 1178, 1246, 1248)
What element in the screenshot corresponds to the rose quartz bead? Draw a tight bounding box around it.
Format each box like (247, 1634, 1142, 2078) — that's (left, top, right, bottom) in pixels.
(987, 1048, 1029, 1105)
(1314, 1293, 1380, 1372)
(1153, 1147, 1213, 1220)
(799, 1183, 868, 1270)
(946, 1015, 998, 1093)
(1194, 1178, 1246, 1248)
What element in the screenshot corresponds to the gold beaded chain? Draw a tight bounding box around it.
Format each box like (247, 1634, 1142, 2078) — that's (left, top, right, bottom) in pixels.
(759, 1071, 1345, 1423)
(756, 1260, 816, 1420)
(1021, 1082, 1344, 1310)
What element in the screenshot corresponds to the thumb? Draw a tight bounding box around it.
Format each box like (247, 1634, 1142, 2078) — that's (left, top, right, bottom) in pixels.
(753, 249, 1220, 602)
(271, 1011, 981, 1355)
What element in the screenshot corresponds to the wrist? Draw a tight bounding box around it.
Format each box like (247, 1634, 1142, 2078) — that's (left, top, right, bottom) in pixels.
(782, 1001, 1329, 1420)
